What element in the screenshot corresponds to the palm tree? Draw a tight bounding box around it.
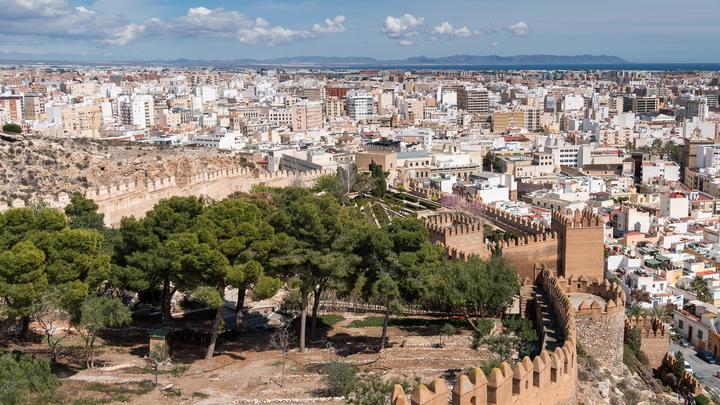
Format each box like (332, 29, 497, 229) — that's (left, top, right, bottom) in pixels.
(690, 276, 712, 303)
(628, 303, 644, 318)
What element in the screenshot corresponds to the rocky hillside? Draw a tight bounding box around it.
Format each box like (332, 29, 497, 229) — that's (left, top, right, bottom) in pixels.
(0, 134, 252, 201)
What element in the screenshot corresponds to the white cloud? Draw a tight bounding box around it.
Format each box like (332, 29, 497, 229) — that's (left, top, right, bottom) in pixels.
(102, 23, 146, 46)
(382, 14, 425, 39)
(432, 21, 475, 38)
(0, 1, 346, 46)
(385, 16, 523, 44)
(0, 0, 138, 45)
(507, 21, 530, 36)
(312, 15, 347, 34)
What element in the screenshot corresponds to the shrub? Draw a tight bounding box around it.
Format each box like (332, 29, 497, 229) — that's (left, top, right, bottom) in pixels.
(478, 358, 502, 376)
(2, 123, 22, 134)
(323, 362, 358, 397)
(695, 394, 711, 405)
(279, 290, 302, 315)
(0, 352, 58, 405)
(475, 319, 494, 337)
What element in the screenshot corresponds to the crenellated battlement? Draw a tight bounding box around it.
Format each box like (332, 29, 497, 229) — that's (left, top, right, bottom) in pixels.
(556, 275, 625, 315)
(625, 316, 668, 339)
(424, 212, 484, 238)
(487, 230, 558, 252)
(0, 166, 336, 225)
(625, 316, 670, 369)
(461, 199, 547, 236)
(656, 353, 703, 394)
(391, 266, 578, 405)
(551, 208, 604, 230)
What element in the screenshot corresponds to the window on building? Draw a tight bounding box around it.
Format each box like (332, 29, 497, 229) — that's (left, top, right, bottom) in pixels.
(678, 320, 684, 329)
(699, 330, 704, 340)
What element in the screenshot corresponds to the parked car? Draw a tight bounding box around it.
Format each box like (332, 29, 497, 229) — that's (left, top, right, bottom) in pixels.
(697, 351, 718, 364)
(679, 337, 691, 348)
(685, 361, 693, 374)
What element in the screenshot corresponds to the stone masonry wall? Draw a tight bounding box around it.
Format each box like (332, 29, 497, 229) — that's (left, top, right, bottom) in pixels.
(558, 275, 626, 371)
(22, 167, 331, 226)
(575, 310, 625, 370)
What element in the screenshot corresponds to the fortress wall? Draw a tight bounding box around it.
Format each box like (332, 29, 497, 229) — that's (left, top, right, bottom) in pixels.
(551, 209, 606, 280)
(556, 275, 626, 370)
(625, 316, 670, 370)
(20, 167, 332, 226)
(474, 201, 547, 235)
(495, 233, 559, 281)
(392, 267, 577, 405)
(656, 353, 703, 394)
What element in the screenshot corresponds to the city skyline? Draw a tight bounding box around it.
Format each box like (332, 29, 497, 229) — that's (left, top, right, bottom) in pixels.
(2, 0, 720, 63)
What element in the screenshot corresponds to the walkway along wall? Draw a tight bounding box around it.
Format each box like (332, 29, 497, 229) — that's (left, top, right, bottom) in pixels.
(391, 266, 578, 405)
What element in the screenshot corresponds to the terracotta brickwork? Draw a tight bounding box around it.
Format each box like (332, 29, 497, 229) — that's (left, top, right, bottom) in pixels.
(551, 209, 605, 280)
(391, 267, 578, 405)
(424, 207, 606, 282)
(625, 316, 670, 370)
(425, 212, 485, 256)
(656, 353, 703, 394)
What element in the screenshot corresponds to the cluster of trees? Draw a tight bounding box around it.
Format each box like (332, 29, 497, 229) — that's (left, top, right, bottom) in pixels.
(626, 138, 683, 164)
(2, 123, 22, 134)
(482, 151, 507, 174)
(1, 177, 520, 368)
(0, 194, 132, 366)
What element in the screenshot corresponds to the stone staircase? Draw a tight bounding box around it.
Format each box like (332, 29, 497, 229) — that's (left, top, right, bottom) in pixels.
(532, 285, 564, 353)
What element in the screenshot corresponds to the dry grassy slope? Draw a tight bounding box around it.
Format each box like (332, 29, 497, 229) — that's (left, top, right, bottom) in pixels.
(0, 136, 249, 200)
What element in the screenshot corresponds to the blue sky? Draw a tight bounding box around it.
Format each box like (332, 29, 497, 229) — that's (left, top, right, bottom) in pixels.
(1, 0, 719, 62)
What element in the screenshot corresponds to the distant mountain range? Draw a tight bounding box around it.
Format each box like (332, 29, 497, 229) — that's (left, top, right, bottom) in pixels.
(0, 53, 628, 67)
(162, 54, 629, 67)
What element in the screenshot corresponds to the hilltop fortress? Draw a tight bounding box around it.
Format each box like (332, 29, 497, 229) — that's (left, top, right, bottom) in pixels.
(423, 203, 605, 281)
(0, 166, 330, 226)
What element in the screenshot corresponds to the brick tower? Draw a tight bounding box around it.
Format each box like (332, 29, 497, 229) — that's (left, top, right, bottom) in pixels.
(551, 208, 605, 280)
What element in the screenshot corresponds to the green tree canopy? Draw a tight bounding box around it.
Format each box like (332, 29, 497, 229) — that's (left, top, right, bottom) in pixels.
(0, 241, 47, 337)
(0, 352, 58, 405)
(482, 151, 507, 173)
(80, 296, 131, 368)
(114, 196, 206, 325)
(425, 255, 519, 332)
(2, 123, 22, 134)
(64, 192, 105, 230)
(267, 188, 358, 350)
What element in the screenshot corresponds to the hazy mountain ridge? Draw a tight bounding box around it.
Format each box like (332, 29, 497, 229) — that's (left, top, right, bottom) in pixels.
(0, 53, 627, 66)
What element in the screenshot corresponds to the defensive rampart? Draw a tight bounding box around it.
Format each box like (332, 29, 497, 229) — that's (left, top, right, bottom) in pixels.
(2, 167, 333, 226)
(655, 353, 703, 394)
(391, 267, 578, 405)
(424, 212, 486, 257)
(426, 203, 606, 281)
(558, 275, 626, 370)
(625, 316, 670, 370)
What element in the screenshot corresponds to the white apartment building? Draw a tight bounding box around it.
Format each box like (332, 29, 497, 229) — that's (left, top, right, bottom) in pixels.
(346, 93, 374, 121)
(660, 192, 690, 219)
(118, 94, 155, 129)
(640, 160, 680, 183)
